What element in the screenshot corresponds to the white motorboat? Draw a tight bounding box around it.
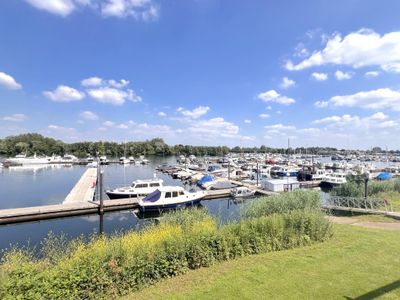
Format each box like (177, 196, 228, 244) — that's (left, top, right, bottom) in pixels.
(320, 172, 347, 188)
(99, 156, 108, 165)
(5, 153, 53, 165)
(119, 157, 130, 164)
(106, 178, 164, 199)
(138, 186, 206, 211)
(230, 186, 256, 198)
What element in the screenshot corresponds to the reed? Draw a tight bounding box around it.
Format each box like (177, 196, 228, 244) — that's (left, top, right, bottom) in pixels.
(241, 189, 322, 219)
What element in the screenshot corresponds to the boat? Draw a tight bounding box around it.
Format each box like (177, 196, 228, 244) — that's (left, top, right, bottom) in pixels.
(320, 172, 347, 188)
(5, 153, 53, 165)
(138, 186, 206, 211)
(230, 186, 256, 198)
(106, 178, 164, 199)
(119, 157, 130, 164)
(99, 156, 108, 165)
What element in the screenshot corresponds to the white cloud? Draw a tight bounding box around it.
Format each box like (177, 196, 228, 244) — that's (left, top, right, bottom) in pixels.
(108, 79, 129, 88)
(179, 106, 210, 119)
(264, 124, 296, 130)
(103, 121, 115, 126)
(80, 111, 99, 120)
(188, 117, 239, 138)
(116, 123, 128, 129)
(87, 87, 141, 105)
(3, 113, 27, 122)
(312, 112, 397, 129)
(25, 0, 160, 20)
(259, 113, 270, 119)
(286, 29, 400, 73)
(82, 77, 141, 105)
(81, 76, 103, 87)
(266, 106, 272, 110)
(335, 70, 352, 80)
(101, 0, 160, 21)
(364, 71, 380, 78)
(48, 124, 76, 132)
(311, 72, 328, 81)
(314, 101, 329, 108)
(244, 119, 251, 124)
(0, 71, 22, 90)
(280, 77, 295, 89)
(257, 90, 295, 105)
(315, 88, 400, 111)
(25, 0, 75, 17)
(43, 85, 85, 102)
(158, 111, 166, 117)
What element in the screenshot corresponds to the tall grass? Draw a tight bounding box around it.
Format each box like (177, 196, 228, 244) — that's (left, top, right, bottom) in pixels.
(331, 178, 400, 198)
(242, 189, 321, 219)
(0, 203, 331, 299)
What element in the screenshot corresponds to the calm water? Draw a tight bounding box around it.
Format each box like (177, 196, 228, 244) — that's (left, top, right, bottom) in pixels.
(0, 156, 243, 252)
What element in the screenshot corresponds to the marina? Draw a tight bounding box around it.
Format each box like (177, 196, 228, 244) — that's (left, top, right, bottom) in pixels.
(1, 152, 400, 250)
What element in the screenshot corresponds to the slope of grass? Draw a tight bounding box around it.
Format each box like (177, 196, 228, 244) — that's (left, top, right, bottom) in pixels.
(128, 224, 400, 300)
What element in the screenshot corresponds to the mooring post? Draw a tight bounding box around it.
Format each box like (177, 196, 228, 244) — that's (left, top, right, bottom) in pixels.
(256, 163, 259, 187)
(99, 170, 104, 215)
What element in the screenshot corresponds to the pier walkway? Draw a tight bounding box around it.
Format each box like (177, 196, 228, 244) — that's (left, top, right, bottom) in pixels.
(0, 199, 139, 225)
(229, 180, 277, 196)
(63, 168, 97, 204)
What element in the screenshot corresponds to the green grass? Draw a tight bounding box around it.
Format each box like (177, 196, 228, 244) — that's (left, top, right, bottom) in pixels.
(128, 224, 400, 300)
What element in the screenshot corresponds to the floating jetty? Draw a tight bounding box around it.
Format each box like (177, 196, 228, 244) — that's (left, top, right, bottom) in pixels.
(63, 168, 97, 204)
(0, 199, 139, 225)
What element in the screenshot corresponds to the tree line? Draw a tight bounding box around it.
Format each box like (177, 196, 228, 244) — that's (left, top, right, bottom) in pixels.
(0, 133, 392, 158)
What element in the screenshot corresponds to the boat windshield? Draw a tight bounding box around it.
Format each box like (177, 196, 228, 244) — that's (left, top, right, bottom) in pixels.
(143, 190, 161, 202)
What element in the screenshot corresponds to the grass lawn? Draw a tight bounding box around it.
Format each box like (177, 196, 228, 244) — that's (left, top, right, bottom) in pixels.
(127, 225, 400, 299)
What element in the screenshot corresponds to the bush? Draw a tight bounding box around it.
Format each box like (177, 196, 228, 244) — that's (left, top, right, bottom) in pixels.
(0, 207, 331, 299)
(241, 189, 322, 219)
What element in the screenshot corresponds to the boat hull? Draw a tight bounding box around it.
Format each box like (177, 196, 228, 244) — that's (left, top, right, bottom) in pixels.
(106, 192, 141, 199)
(139, 199, 202, 212)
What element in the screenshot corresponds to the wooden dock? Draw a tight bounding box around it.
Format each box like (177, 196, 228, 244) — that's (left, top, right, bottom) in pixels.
(0, 170, 277, 225)
(63, 168, 98, 204)
(229, 180, 277, 196)
(0, 199, 139, 225)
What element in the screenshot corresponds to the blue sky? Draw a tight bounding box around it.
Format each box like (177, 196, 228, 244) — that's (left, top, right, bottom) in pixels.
(1, 0, 400, 149)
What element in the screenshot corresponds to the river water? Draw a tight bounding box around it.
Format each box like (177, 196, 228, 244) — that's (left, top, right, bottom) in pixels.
(0, 156, 242, 252)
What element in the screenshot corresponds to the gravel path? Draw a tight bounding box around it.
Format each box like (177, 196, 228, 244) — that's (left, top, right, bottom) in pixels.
(327, 216, 400, 231)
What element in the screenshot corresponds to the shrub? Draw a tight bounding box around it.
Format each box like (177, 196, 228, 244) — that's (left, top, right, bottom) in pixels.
(0, 207, 331, 299)
(241, 189, 321, 219)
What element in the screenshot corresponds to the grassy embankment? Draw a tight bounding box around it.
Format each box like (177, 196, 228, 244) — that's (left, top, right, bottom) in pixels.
(129, 224, 400, 300)
(0, 190, 331, 299)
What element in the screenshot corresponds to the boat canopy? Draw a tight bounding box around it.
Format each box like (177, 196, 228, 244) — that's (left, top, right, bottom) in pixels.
(198, 175, 214, 185)
(377, 172, 392, 181)
(143, 190, 161, 202)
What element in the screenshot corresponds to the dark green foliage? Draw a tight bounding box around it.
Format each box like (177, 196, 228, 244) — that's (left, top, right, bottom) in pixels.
(0, 133, 344, 158)
(0, 206, 331, 299)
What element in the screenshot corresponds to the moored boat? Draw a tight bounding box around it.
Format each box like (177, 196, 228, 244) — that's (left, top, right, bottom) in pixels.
(138, 186, 206, 211)
(106, 178, 163, 199)
(230, 186, 256, 198)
